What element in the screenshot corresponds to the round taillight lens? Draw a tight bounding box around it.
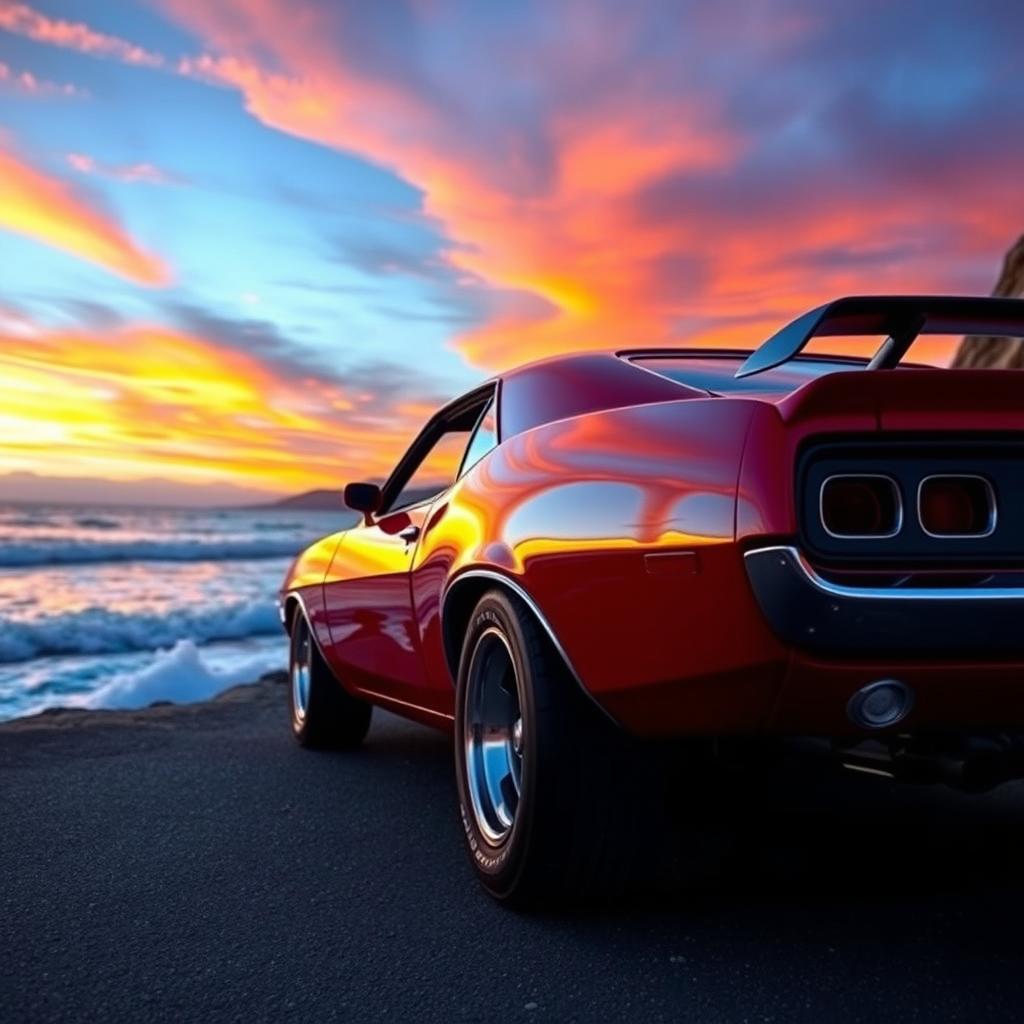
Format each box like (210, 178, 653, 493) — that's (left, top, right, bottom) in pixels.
(820, 475, 901, 538)
(918, 476, 994, 537)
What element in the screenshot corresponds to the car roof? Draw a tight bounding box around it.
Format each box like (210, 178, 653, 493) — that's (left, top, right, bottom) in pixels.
(490, 347, 936, 436)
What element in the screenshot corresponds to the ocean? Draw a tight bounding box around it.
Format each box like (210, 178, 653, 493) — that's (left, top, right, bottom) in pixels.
(0, 503, 347, 721)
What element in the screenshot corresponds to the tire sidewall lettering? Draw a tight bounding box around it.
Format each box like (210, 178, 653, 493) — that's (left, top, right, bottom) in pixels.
(460, 799, 513, 872)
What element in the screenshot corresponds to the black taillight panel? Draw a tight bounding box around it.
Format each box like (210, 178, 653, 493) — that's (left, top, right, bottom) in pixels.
(918, 475, 996, 538)
(820, 475, 902, 538)
(797, 436, 1023, 564)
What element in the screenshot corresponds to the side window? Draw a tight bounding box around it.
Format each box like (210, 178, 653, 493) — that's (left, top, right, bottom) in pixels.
(390, 430, 473, 512)
(459, 398, 498, 477)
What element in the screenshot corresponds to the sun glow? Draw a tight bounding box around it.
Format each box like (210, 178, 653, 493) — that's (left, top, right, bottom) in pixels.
(0, 325, 435, 491)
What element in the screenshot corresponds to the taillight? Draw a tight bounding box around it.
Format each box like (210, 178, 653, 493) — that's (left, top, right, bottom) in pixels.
(819, 475, 902, 538)
(917, 475, 996, 538)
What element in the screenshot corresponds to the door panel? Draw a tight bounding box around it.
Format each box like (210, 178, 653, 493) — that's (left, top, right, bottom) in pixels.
(322, 504, 433, 704)
(322, 383, 496, 714)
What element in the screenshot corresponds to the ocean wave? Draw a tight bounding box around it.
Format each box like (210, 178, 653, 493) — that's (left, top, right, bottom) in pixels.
(5, 515, 57, 528)
(0, 600, 282, 663)
(72, 516, 120, 530)
(0, 538, 303, 567)
(80, 639, 284, 711)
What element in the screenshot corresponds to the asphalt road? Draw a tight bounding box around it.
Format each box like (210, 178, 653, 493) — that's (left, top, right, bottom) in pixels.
(3, 676, 1024, 1023)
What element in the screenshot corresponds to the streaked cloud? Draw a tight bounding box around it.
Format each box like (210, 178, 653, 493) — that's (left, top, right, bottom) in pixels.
(67, 152, 184, 186)
(0, 312, 451, 491)
(0, 2, 164, 67)
(156, 0, 1024, 369)
(0, 144, 171, 285)
(0, 0, 1021, 498)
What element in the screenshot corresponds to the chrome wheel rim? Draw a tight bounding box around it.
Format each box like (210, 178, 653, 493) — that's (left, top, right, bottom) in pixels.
(291, 619, 311, 722)
(464, 627, 523, 846)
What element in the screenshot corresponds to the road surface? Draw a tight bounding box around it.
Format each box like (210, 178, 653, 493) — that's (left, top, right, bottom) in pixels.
(2, 676, 1023, 1022)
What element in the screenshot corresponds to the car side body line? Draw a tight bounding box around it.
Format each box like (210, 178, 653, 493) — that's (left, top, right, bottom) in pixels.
(287, 588, 455, 728)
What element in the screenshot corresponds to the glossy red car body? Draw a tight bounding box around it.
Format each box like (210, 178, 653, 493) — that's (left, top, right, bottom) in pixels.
(281, 296, 1024, 745)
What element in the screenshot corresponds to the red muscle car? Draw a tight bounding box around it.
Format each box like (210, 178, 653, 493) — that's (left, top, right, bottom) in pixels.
(281, 295, 1024, 904)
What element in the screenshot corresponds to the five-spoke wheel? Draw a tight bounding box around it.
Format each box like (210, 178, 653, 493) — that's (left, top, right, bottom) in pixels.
(454, 588, 634, 906)
(463, 626, 524, 844)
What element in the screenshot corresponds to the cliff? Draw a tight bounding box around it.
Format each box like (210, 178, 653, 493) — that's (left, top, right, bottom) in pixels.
(952, 235, 1024, 368)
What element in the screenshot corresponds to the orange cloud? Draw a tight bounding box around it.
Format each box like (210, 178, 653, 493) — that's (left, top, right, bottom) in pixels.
(0, 320, 443, 491)
(0, 145, 170, 285)
(164, 4, 746, 366)
(0, 2, 164, 66)
(8, 2, 1001, 374)
(158, 0, 1006, 372)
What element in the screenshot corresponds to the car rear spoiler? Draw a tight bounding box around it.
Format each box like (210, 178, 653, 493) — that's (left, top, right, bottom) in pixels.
(734, 295, 1024, 379)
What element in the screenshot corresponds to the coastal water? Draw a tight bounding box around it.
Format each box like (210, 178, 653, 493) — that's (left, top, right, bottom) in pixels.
(0, 503, 349, 721)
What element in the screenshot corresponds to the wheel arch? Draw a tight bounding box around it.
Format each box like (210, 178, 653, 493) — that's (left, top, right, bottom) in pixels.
(282, 593, 302, 634)
(282, 592, 324, 662)
(440, 569, 619, 726)
(282, 590, 362, 700)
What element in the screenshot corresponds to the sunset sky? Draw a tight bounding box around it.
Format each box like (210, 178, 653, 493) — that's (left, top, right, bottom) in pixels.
(0, 0, 1021, 503)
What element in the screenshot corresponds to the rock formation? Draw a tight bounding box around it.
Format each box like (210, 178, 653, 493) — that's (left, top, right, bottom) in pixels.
(952, 235, 1024, 368)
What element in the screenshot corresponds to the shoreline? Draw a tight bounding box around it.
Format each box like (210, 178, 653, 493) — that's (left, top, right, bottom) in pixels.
(0, 670, 288, 736)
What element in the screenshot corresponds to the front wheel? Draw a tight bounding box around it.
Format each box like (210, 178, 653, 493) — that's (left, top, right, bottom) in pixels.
(289, 610, 372, 749)
(454, 589, 639, 906)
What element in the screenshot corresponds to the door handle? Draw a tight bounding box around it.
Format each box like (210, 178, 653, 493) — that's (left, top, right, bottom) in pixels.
(399, 525, 421, 545)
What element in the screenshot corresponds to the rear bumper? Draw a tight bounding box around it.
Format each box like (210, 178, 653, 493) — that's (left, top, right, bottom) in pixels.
(744, 545, 1024, 659)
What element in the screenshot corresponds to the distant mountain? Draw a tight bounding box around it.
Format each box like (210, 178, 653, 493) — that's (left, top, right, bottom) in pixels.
(0, 471, 277, 508)
(268, 488, 344, 510)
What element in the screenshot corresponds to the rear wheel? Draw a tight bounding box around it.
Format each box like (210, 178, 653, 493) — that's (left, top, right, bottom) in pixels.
(454, 589, 640, 906)
(289, 610, 372, 749)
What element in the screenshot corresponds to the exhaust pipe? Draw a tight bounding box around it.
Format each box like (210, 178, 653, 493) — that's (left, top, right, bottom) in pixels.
(836, 735, 1024, 793)
(847, 679, 914, 730)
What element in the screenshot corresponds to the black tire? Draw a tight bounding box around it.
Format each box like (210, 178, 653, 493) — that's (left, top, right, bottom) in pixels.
(454, 588, 641, 906)
(289, 611, 372, 750)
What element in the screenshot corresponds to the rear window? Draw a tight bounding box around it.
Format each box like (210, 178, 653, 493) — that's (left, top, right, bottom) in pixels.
(499, 353, 689, 437)
(630, 356, 864, 396)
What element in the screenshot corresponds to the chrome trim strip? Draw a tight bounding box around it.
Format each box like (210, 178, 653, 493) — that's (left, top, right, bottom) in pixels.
(440, 569, 620, 725)
(818, 473, 903, 540)
(350, 687, 454, 725)
(745, 545, 1024, 601)
(916, 474, 997, 540)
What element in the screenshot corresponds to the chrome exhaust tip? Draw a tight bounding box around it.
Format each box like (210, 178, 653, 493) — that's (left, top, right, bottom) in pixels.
(847, 679, 914, 730)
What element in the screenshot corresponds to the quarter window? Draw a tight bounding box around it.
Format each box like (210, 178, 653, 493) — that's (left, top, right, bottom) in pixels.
(459, 399, 498, 477)
(390, 431, 475, 512)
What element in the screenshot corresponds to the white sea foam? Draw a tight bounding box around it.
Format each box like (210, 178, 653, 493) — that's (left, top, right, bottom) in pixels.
(0, 599, 281, 663)
(0, 538, 303, 567)
(80, 639, 283, 710)
(0, 504, 333, 719)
